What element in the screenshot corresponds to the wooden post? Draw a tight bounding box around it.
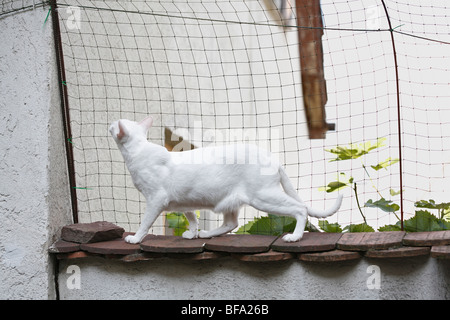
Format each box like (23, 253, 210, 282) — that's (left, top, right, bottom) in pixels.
(295, 0, 333, 139)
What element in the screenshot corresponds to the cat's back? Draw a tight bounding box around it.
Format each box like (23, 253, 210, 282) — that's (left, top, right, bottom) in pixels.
(130, 141, 170, 168)
(168, 143, 275, 167)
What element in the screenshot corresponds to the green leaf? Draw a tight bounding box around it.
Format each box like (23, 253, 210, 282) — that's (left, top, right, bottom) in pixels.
(235, 220, 256, 234)
(437, 218, 450, 230)
(365, 198, 400, 212)
(378, 224, 402, 232)
(389, 189, 402, 196)
(166, 211, 201, 236)
(235, 214, 312, 235)
(166, 212, 189, 236)
(235, 215, 283, 236)
(305, 221, 321, 232)
(371, 157, 399, 171)
(380, 209, 450, 232)
(343, 223, 375, 232)
(319, 181, 348, 193)
(414, 199, 450, 211)
(325, 138, 386, 162)
(414, 200, 450, 220)
(319, 173, 353, 193)
(403, 210, 447, 232)
(247, 214, 297, 236)
(318, 220, 343, 233)
(248, 216, 279, 235)
(443, 211, 450, 222)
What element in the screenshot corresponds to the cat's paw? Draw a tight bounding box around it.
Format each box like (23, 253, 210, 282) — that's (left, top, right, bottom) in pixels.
(282, 233, 301, 242)
(125, 234, 141, 244)
(198, 230, 212, 239)
(182, 230, 198, 239)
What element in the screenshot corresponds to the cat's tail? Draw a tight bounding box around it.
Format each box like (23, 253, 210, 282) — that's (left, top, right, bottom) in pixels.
(279, 166, 343, 218)
(306, 194, 343, 218)
(279, 166, 302, 202)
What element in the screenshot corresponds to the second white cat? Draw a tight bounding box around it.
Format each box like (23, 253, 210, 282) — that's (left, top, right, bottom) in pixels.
(109, 116, 343, 244)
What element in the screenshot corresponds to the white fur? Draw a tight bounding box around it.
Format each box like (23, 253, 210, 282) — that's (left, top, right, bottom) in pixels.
(109, 116, 343, 244)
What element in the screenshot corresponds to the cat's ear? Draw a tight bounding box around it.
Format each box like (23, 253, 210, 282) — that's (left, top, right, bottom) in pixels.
(117, 120, 128, 140)
(139, 116, 153, 131)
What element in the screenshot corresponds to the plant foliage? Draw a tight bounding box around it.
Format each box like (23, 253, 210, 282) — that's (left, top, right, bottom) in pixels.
(365, 198, 400, 213)
(371, 157, 399, 171)
(166, 211, 200, 236)
(325, 138, 386, 162)
(318, 220, 342, 233)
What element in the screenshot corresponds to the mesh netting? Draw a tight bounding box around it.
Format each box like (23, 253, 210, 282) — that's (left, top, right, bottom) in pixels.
(54, 0, 450, 234)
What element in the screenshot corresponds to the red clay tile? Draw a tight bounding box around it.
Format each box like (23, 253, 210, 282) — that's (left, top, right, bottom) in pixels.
(403, 231, 450, 247)
(204, 234, 278, 253)
(299, 250, 361, 262)
(271, 232, 342, 253)
(337, 231, 405, 251)
(61, 221, 124, 243)
(140, 235, 206, 253)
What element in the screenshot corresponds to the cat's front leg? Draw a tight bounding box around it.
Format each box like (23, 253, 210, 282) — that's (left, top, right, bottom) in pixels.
(125, 234, 144, 244)
(125, 226, 153, 244)
(125, 198, 165, 244)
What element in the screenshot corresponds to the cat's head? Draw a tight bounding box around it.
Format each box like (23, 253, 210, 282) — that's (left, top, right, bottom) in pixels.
(109, 116, 153, 144)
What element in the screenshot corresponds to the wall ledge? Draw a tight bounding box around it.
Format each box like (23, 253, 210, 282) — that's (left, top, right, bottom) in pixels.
(49, 226, 450, 263)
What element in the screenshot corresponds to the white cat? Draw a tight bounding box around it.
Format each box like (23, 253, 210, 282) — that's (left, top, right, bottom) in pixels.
(109, 116, 343, 244)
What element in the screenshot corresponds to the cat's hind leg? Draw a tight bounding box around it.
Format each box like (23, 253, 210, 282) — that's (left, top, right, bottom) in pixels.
(182, 211, 199, 239)
(250, 189, 308, 242)
(281, 214, 307, 242)
(198, 210, 239, 238)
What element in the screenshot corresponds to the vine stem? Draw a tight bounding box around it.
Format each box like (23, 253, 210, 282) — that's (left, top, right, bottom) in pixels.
(353, 183, 367, 225)
(361, 161, 384, 199)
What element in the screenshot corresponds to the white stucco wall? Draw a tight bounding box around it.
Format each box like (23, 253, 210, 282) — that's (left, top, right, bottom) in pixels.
(58, 256, 449, 300)
(0, 7, 73, 299)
